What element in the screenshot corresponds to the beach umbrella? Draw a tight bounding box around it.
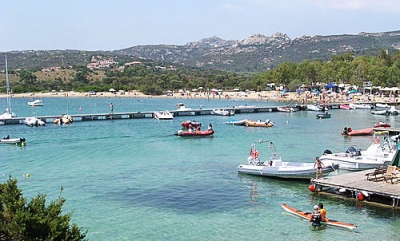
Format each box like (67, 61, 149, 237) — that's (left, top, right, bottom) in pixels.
(109, 88, 116, 92)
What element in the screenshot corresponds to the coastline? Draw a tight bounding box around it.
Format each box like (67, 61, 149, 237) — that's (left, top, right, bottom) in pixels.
(0, 90, 392, 104)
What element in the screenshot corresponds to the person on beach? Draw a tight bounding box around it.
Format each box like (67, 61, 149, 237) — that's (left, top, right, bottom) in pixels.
(309, 205, 322, 229)
(313, 157, 325, 179)
(109, 103, 114, 114)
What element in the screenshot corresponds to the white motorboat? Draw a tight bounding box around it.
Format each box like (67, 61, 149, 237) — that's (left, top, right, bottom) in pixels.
(277, 106, 297, 112)
(225, 119, 248, 126)
(0, 135, 26, 145)
(237, 139, 338, 179)
(350, 103, 373, 109)
(0, 56, 16, 120)
(376, 103, 390, 108)
(153, 110, 174, 120)
(371, 106, 399, 115)
(319, 135, 397, 171)
(27, 99, 44, 106)
(211, 109, 234, 116)
(175, 103, 195, 116)
(306, 104, 323, 111)
(24, 117, 46, 126)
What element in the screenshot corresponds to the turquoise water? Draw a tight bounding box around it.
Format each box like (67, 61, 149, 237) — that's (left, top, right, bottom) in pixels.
(1, 96, 400, 241)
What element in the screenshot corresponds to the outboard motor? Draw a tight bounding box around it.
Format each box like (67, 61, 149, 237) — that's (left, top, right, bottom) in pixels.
(346, 146, 357, 153)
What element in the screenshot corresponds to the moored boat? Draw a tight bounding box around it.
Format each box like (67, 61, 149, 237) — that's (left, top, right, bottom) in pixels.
(24, 117, 45, 126)
(0, 135, 26, 145)
(340, 104, 356, 110)
(319, 134, 397, 171)
(0, 56, 16, 120)
(371, 106, 399, 115)
(316, 112, 331, 119)
(245, 119, 274, 127)
(237, 140, 338, 179)
(27, 99, 44, 106)
(53, 114, 73, 124)
(225, 119, 248, 126)
(307, 104, 323, 111)
(175, 103, 195, 116)
(277, 106, 297, 112)
(153, 110, 174, 120)
(211, 108, 234, 116)
(351, 103, 373, 109)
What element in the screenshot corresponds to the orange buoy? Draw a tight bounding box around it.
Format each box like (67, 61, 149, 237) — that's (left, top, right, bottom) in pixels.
(308, 185, 316, 192)
(357, 192, 365, 201)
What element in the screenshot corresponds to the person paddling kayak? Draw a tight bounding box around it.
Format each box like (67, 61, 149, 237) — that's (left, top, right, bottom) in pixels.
(309, 205, 322, 229)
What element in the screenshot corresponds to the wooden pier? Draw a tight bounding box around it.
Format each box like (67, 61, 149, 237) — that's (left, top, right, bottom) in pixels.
(311, 168, 400, 207)
(0, 101, 399, 125)
(0, 105, 282, 125)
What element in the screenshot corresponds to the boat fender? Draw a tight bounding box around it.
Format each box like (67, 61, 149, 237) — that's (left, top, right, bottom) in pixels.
(357, 192, 365, 201)
(308, 185, 316, 192)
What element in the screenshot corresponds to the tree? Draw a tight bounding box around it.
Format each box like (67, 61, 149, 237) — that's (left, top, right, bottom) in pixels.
(19, 70, 37, 85)
(0, 178, 87, 241)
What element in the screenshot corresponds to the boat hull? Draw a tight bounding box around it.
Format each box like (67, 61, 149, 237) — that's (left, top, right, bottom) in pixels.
(0, 137, 26, 144)
(245, 120, 274, 127)
(319, 143, 396, 171)
(225, 119, 247, 126)
(237, 161, 337, 179)
(153, 111, 174, 120)
(174, 129, 214, 137)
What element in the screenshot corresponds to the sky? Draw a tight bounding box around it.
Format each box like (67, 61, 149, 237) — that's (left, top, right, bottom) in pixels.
(1, 0, 400, 52)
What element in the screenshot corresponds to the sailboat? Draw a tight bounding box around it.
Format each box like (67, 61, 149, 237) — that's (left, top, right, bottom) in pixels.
(0, 55, 16, 119)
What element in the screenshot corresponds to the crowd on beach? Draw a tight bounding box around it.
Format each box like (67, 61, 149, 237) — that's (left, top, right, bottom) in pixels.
(0, 89, 397, 105)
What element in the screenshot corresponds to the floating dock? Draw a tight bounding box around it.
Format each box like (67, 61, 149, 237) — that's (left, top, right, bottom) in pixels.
(311, 151, 400, 207)
(0, 105, 282, 125)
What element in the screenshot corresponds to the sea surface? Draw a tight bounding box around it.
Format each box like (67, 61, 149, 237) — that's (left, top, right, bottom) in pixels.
(1, 96, 400, 241)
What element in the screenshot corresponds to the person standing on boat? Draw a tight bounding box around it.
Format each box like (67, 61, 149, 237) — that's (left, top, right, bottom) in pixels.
(109, 103, 114, 114)
(309, 205, 322, 229)
(313, 157, 325, 179)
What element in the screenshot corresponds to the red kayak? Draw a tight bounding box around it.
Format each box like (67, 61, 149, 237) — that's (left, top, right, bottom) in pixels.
(174, 129, 214, 137)
(281, 203, 357, 231)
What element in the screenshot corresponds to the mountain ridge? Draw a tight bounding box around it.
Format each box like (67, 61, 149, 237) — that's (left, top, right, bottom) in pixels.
(1, 30, 400, 72)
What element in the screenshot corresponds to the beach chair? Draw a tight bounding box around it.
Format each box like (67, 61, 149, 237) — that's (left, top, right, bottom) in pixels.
(365, 166, 387, 182)
(383, 166, 398, 184)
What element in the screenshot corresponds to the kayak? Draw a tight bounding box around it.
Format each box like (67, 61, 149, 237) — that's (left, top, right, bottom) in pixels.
(281, 203, 357, 231)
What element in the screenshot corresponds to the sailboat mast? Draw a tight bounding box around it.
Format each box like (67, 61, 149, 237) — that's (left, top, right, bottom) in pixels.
(5, 55, 11, 113)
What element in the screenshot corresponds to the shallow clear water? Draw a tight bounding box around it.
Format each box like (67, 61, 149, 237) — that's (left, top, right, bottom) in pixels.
(1, 96, 399, 240)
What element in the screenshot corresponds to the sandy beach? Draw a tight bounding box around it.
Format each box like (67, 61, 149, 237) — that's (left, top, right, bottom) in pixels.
(0, 90, 392, 104)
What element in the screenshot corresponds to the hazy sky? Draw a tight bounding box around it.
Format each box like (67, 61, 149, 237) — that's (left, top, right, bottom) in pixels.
(1, 0, 399, 52)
